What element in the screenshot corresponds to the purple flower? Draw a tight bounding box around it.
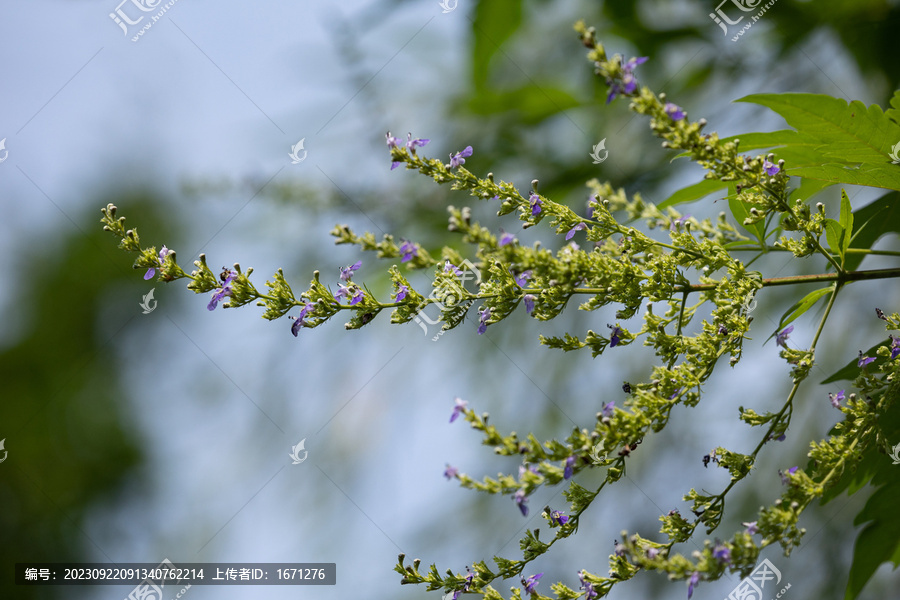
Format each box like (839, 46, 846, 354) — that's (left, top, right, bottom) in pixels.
(514, 270, 532, 288)
(858, 350, 876, 367)
(743, 521, 758, 535)
(891, 335, 900, 360)
(564, 456, 576, 480)
(646, 548, 660, 559)
(664, 102, 686, 121)
(776, 325, 793, 348)
(763, 159, 780, 176)
(406, 132, 429, 151)
(829, 390, 845, 409)
(779, 466, 799, 485)
(671, 214, 691, 230)
(335, 283, 364, 305)
(144, 245, 173, 280)
(397, 241, 418, 262)
(579, 571, 598, 600)
(602, 401, 615, 418)
(449, 146, 473, 168)
(340, 260, 362, 281)
(523, 294, 536, 314)
(450, 397, 468, 423)
(566, 222, 587, 240)
(712, 543, 731, 564)
(608, 324, 623, 347)
(514, 489, 528, 516)
(607, 55, 648, 103)
(529, 192, 542, 216)
(687, 571, 700, 599)
(548, 509, 569, 526)
(521, 573, 542, 595)
(443, 261, 463, 277)
(395, 284, 409, 302)
(385, 132, 402, 148)
(499, 230, 516, 246)
(443, 464, 458, 480)
(207, 269, 238, 311)
(290, 301, 316, 337)
(478, 307, 491, 335)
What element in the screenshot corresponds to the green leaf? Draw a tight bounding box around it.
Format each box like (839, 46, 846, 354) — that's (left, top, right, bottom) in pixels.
(736, 93, 900, 191)
(471, 0, 523, 91)
(820, 340, 889, 384)
(824, 218, 845, 260)
(466, 85, 580, 124)
(839, 189, 854, 250)
(844, 191, 900, 271)
(885, 89, 900, 126)
(775, 286, 833, 333)
(659, 178, 729, 209)
(845, 474, 900, 599)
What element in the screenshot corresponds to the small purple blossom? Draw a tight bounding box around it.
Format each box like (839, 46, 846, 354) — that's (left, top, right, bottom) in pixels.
(608, 324, 623, 347)
(687, 571, 700, 599)
(443, 464, 458, 480)
(144, 245, 173, 280)
(743, 521, 758, 535)
(207, 269, 238, 311)
(579, 571, 598, 600)
(891, 335, 900, 360)
(514, 270, 532, 288)
(514, 489, 528, 516)
(340, 260, 362, 281)
(858, 350, 876, 367)
(670, 214, 691, 230)
(385, 132, 401, 148)
(499, 230, 516, 246)
(776, 325, 793, 348)
(763, 159, 780, 176)
(521, 573, 542, 595)
(290, 301, 316, 337)
(443, 261, 463, 276)
(335, 283, 364, 305)
(395, 284, 409, 302)
(548, 509, 569, 526)
(450, 397, 468, 423)
(829, 390, 845, 409)
(712, 543, 731, 564)
(566, 222, 587, 240)
(449, 146, 473, 168)
(646, 547, 660, 559)
(602, 401, 615, 418)
(406, 132, 429, 151)
(606, 56, 648, 103)
(398, 241, 418, 262)
(477, 307, 491, 335)
(523, 294, 536, 314)
(664, 102, 686, 121)
(563, 456, 576, 480)
(529, 192, 542, 216)
(779, 466, 799, 485)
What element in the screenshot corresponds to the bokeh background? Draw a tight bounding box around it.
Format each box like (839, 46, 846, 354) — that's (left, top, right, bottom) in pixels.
(1, 0, 899, 599)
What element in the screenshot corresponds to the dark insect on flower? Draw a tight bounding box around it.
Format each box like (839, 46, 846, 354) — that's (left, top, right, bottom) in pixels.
(359, 312, 375, 326)
(876, 307, 887, 320)
(702, 454, 711, 468)
(622, 382, 632, 394)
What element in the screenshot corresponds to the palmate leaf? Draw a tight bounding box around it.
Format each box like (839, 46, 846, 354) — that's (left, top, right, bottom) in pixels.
(735, 93, 900, 191)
